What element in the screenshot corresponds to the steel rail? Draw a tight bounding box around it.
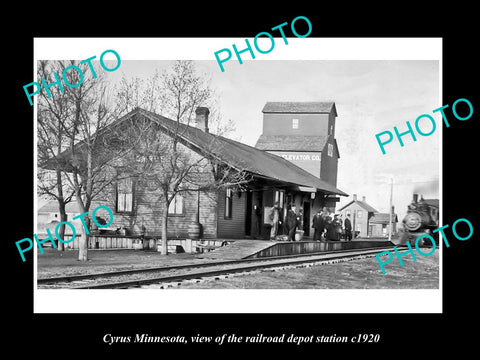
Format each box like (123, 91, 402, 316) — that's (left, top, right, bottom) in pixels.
(37, 245, 396, 286)
(62, 247, 396, 289)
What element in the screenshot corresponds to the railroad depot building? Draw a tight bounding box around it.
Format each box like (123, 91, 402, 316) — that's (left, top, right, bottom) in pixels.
(43, 104, 347, 249)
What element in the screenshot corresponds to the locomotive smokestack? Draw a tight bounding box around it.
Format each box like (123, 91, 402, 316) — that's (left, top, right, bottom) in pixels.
(413, 193, 418, 203)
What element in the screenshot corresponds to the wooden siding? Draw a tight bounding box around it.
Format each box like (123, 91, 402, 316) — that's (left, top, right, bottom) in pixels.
(90, 186, 218, 239)
(217, 188, 246, 238)
(86, 137, 219, 239)
(262, 113, 330, 136)
(320, 135, 339, 187)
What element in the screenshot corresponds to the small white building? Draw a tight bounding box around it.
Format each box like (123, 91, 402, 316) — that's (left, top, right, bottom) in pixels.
(37, 200, 82, 236)
(338, 194, 378, 238)
(369, 210, 398, 237)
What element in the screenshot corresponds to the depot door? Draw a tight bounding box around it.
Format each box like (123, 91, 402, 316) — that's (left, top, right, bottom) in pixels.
(303, 201, 310, 236)
(245, 191, 252, 236)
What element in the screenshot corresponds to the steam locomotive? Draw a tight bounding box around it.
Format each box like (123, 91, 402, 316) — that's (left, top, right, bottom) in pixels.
(399, 194, 439, 246)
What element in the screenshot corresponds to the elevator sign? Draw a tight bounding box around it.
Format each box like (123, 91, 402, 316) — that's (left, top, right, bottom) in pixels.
(269, 151, 321, 177)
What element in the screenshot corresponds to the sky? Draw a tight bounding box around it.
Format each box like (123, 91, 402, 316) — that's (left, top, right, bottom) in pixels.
(109, 59, 440, 222)
(35, 38, 441, 222)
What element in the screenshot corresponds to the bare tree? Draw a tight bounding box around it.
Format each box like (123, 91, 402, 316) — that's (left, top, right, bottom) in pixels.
(109, 61, 247, 254)
(39, 60, 245, 260)
(37, 60, 76, 251)
(39, 59, 124, 261)
(114, 61, 237, 137)
(107, 113, 251, 255)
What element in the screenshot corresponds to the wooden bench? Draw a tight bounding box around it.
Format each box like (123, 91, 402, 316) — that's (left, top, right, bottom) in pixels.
(97, 227, 120, 235)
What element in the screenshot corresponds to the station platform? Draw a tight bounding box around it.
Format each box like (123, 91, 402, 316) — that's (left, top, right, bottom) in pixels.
(196, 239, 277, 260)
(196, 239, 395, 261)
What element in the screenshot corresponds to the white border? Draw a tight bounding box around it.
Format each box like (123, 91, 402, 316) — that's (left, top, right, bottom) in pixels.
(34, 37, 442, 60)
(34, 37, 442, 314)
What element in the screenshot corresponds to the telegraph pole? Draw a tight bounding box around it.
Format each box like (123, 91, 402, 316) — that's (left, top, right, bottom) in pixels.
(389, 177, 393, 241)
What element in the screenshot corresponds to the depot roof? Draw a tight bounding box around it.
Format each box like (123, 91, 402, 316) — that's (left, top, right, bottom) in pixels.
(44, 108, 348, 197)
(138, 109, 347, 196)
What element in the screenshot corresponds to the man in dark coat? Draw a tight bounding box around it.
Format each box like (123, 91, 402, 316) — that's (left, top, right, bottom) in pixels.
(325, 217, 337, 241)
(312, 209, 325, 241)
(344, 214, 352, 241)
(284, 205, 299, 241)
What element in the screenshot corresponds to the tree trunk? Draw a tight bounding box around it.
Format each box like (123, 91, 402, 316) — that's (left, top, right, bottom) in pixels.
(78, 225, 89, 261)
(78, 216, 90, 261)
(56, 167, 66, 251)
(57, 211, 67, 251)
(56, 130, 65, 252)
(161, 200, 168, 255)
(76, 199, 90, 262)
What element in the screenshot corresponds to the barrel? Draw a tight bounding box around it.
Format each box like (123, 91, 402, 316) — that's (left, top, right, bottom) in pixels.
(188, 222, 202, 239)
(295, 230, 304, 241)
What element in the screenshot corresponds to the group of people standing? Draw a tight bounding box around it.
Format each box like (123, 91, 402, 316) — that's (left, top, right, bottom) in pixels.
(269, 202, 299, 241)
(269, 203, 353, 242)
(312, 208, 352, 241)
(269, 202, 302, 241)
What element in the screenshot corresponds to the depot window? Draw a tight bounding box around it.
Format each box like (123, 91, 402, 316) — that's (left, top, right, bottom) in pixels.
(274, 190, 285, 207)
(225, 188, 233, 219)
(168, 193, 184, 215)
(116, 173, 134, 213)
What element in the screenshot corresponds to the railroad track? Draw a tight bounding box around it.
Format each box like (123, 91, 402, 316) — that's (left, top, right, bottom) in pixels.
(37, 246, 397, 289)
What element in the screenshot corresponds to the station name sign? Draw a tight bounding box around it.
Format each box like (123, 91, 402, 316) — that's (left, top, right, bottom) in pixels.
(270, 151, 321, 162)
(269, 151, 321, 178)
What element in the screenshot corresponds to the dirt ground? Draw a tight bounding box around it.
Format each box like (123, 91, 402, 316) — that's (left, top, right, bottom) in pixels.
(36, 248, 213, 278)
(37, 247, 439, 289)
(174, 250, 440, 289)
